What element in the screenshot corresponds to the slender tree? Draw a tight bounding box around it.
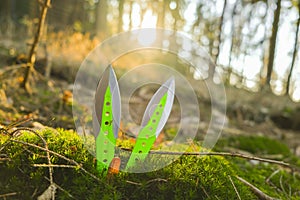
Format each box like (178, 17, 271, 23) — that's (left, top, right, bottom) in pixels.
(227, 0, 239, 84)
(215, 0, 228, 65)
(128, 1, 133, 30)
(265, 0, 281, 87)
(95, 0, 108, 37)
(0, 0, 13, 36)
(259, 1, 270, 86)
(286, 1, 300, 95)
(21, 0, 51, 93)
(157, 0, 166, 28)
(118, 0, 124, 33)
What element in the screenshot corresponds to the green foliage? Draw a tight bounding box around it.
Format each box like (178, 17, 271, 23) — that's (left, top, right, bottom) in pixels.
(214, 135, 300, 199)
(215, 135, 291, 157)
(0, 129, 300, 199)
(231, 160, 300, 199)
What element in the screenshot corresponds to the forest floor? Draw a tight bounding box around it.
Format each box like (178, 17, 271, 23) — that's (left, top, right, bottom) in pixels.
(1, 36, 300, 199)
(1, 56, 300, 156)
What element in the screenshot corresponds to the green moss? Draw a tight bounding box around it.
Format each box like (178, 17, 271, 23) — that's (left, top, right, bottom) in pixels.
(215, 135, 291, 156)
(0, 129, 299, 199)
(229, 159, 300, 199)
(215, 135, 300, 199)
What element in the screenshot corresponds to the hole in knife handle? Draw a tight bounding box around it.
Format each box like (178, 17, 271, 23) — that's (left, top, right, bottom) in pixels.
(149, 127, 153, 131)
(106, 102, 110, 106)
(156, 111, 159, 115)
(152, 119, 156, 123)
(142, 142, 146, 147)
(159, 104, 163, 108)
(139, 150, 142, 153)
(145, 134, 149, 139)
(104, 140, 108, 144)
(104, 130, 108, 135)
(104, 121, 109, 125)
(135, 158, 139, 161)
(104, 150, 108, 154)
(105, 112, 110, 116)
(103, 159, 107, 162)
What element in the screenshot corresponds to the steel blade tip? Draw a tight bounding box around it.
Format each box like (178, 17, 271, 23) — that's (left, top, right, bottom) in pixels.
(164, 76, 175, 92)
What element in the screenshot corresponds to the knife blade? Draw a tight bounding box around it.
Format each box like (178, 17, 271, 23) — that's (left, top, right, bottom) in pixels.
(93, 65, 121, 172)
(126, 77, 175, 170)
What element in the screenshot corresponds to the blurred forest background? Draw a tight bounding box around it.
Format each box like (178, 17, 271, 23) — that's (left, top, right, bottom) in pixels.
(1, 0, 300, 100)
(1, 0, 300, 148)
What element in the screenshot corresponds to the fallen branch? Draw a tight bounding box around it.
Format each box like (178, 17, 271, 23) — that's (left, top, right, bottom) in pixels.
(44, 177, 77, 200)
(0, 64, 25, 77)
(265, 169, 282, 193)
(126, 178, 168, 186)
(145, 178, 168, 185)
(125, 180, 142, 186)
(33, 164, 77, 168)
(120, 148, 300, 172)
(0, 192, 17, 198)
(236, 176, 275, 200)
(228, 175, 241, 200)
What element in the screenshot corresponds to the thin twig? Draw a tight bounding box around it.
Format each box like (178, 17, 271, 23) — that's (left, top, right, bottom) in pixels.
(200, 185, 210, 198)
(10, 139, 100, 182)
(236, 176, 275, 200)
(125, 180, 142, 186)
(279, 174, 288, 198)
(120, 148, 299, 172)
(228, 175, 241, 200)
(33, 164, 77, 168)
(44, 177, 77, 200)
(21, 0, 52, 92)
(265, 169, 282, 193)
(125, 178, 168, 187)
(266, 169, 280, 183)
(0, 154, 10, 161)
(214, 195, 221, 200)
(0, 157, 10, 161)
(145, 178, 168, 185)
(0, 192, 17, 198)
(11, 128, 54, 197)
(0, 120, 33, 153)
(0, 64, 25, 77)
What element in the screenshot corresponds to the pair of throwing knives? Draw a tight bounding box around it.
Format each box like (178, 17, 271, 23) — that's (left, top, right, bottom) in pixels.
(93, 65, 175, 173)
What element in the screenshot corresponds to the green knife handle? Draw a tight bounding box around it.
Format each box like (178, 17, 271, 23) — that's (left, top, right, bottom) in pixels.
(126, 94, 167, 170)
(125, 128, 156, 169)
(96, 87, 116, 173)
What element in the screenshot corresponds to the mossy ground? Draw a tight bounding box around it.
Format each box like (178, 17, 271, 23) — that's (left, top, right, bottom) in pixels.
(0, 129, 300, 199)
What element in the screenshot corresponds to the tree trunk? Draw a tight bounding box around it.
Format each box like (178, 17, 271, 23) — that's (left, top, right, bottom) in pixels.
(265, 0, 281, 87)
(21, 0, 51, 93)
(259, 2, 269, 87)
(157, 0, 166, 28)
(286, 3, 300, 95)
(0, 0, 13, 37)
(128, 1, 133, 30)
(215, 0, 228, 65)
(227, 0, 238, 84)
(118, 0, 124, 33)
(95, 0, 108, 38)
